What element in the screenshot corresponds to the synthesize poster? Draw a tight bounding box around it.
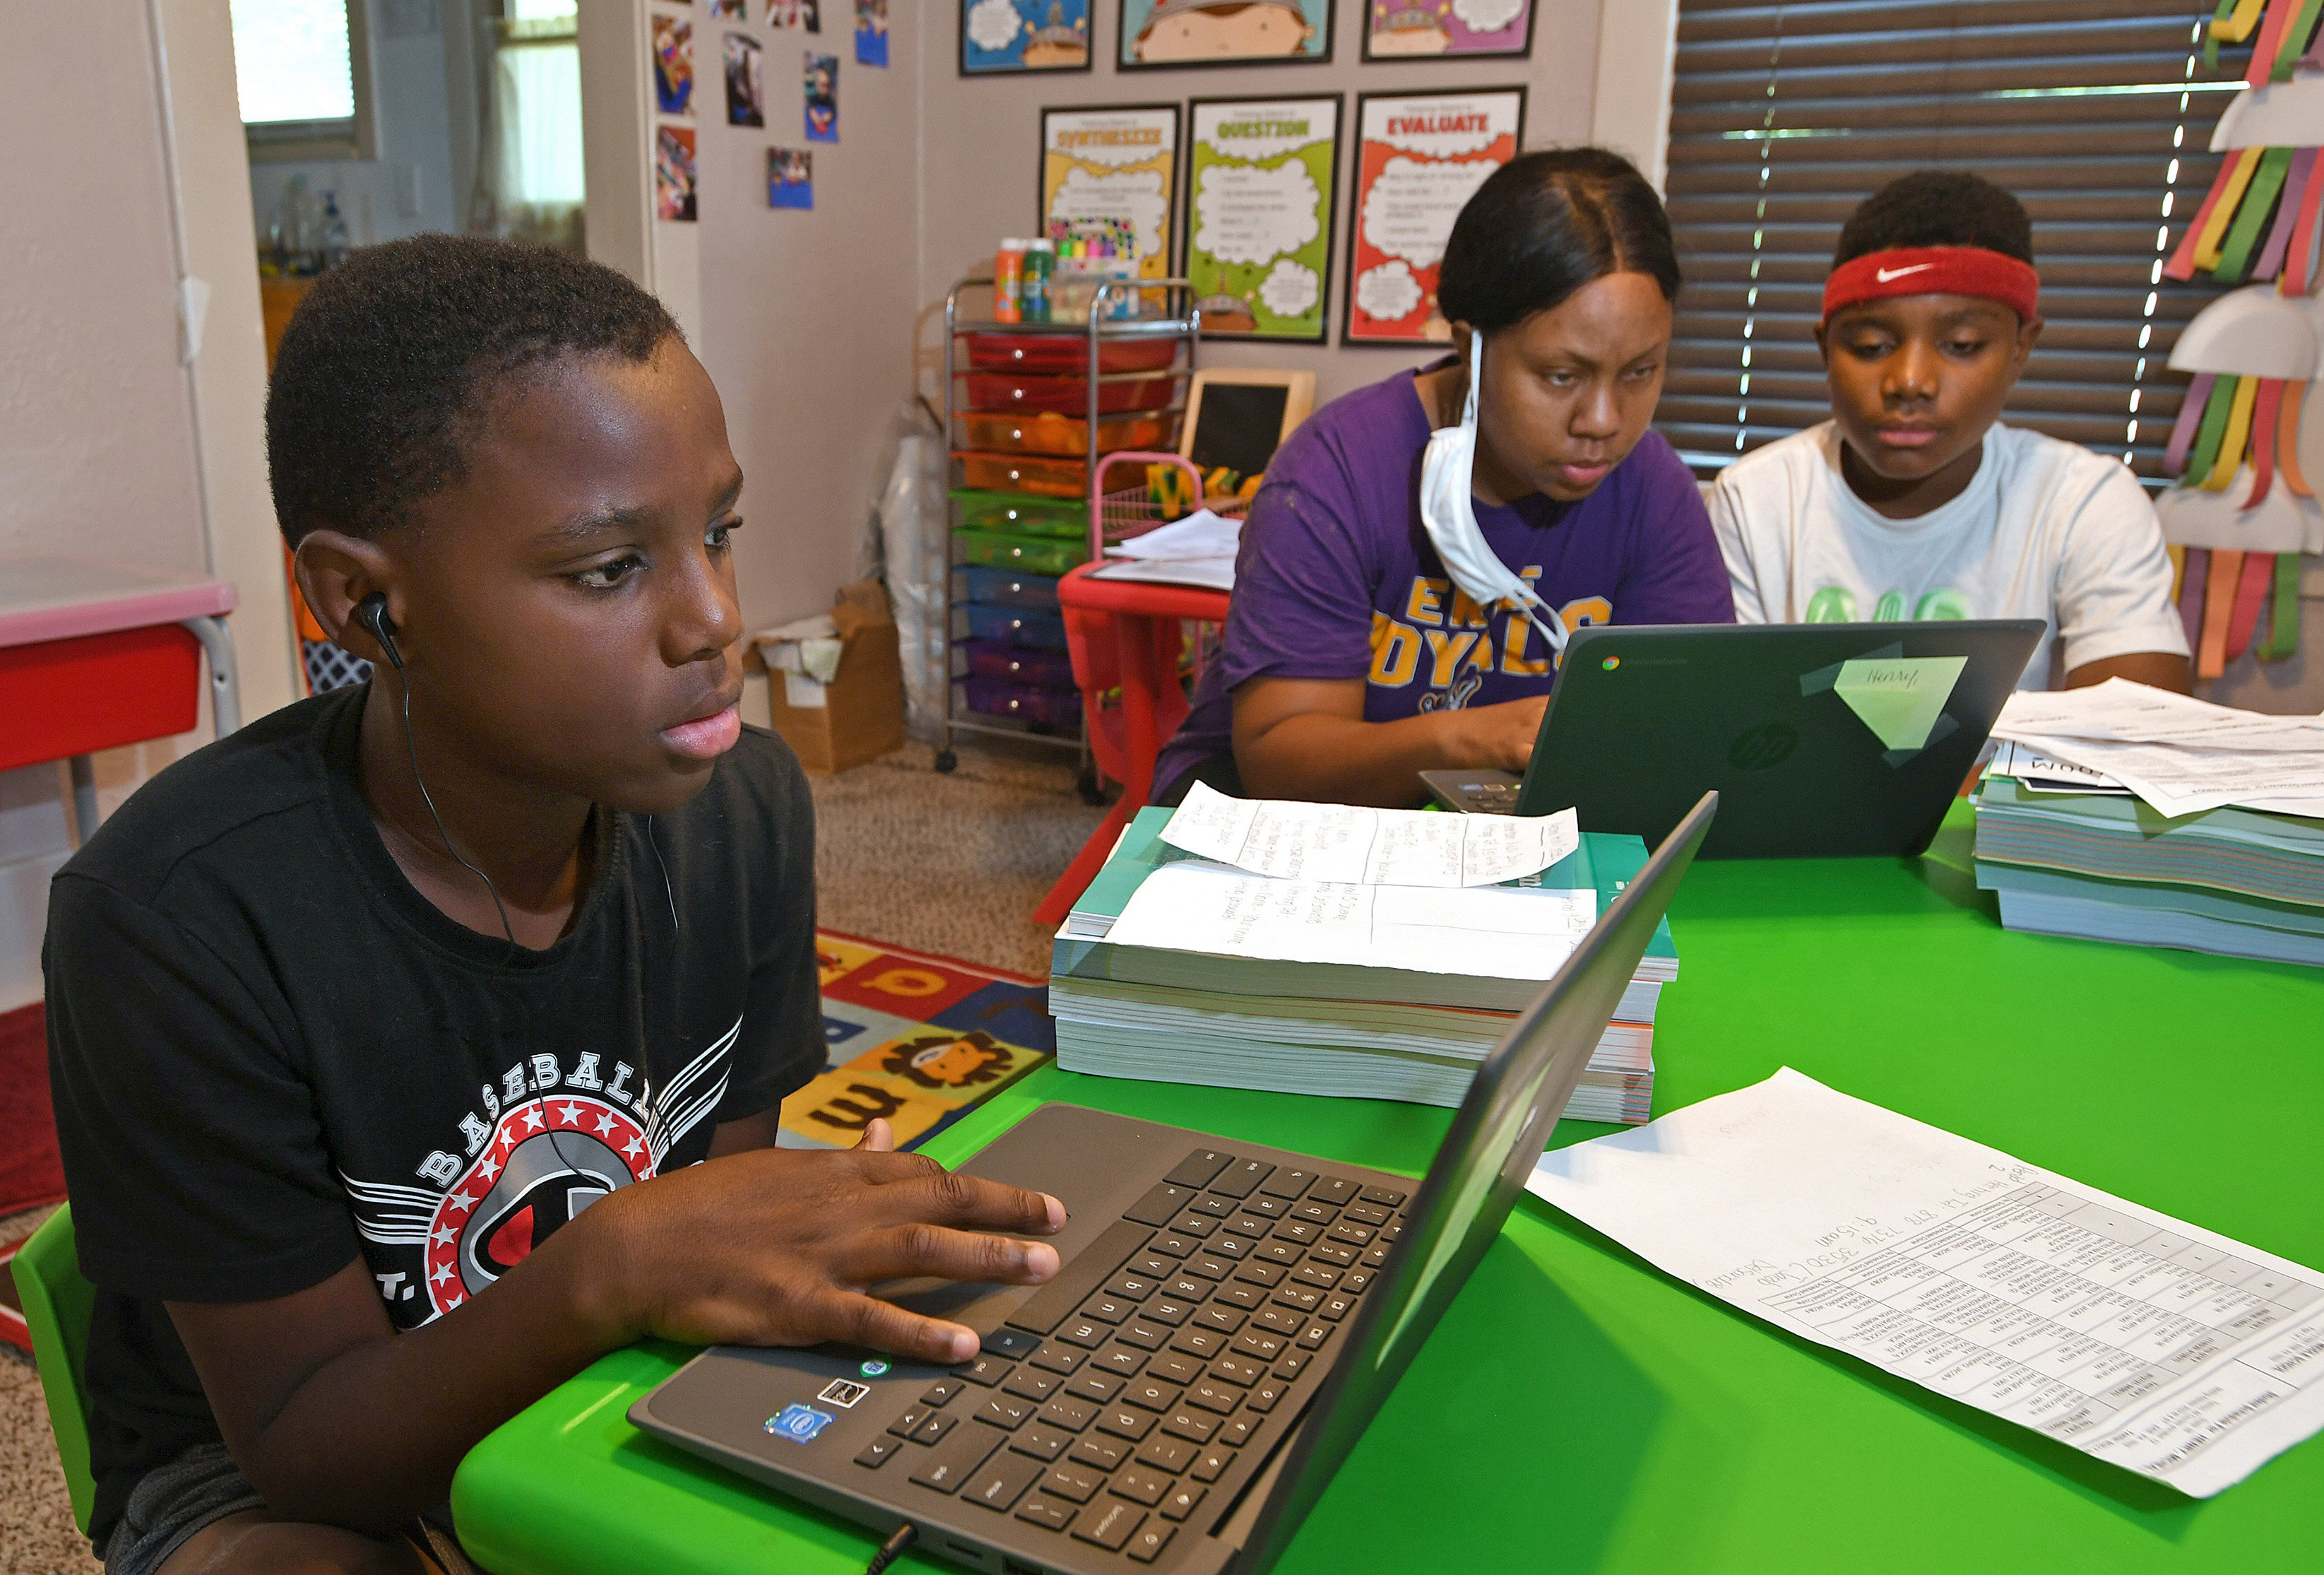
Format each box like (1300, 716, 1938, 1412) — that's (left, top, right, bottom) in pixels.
(770, 148, 814, 209)
(651, 13, 693, 116)
(961, 0, 1091, 74)
(1362, 0, 1536, 58)
(724, 33, 764, 127)
(655, 125, 697, 220)
(1118, 0, 1329, 68)
(805, 50, 838, 141)
(1040, 104, 1180, 281)
(1184, 96, 1339, 342)
(1346, 88, 1524, 344)
(855, 0, 889, 65)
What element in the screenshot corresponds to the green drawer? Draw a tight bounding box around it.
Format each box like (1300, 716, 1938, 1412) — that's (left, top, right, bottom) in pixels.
(956, 529, 1086, 577)
(952, 490, 1086, 539)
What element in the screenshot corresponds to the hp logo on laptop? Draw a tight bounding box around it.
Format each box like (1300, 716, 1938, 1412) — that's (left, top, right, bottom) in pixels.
(1728, 723, 1798, 772)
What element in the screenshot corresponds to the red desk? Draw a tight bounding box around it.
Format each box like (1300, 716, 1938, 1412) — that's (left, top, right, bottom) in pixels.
(1, 555, 240, 839)
(1033, 562, 1229, 926)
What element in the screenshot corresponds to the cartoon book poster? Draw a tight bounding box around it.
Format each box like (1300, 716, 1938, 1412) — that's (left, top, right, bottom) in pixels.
(1041, 105, 1180, 280)
(655, 125, 697, 220)
(769, 147, 814, 209)
(724, 33, 765, 127)
(961, 0, 1090, 74)
(1345, 88, 1523, 344)
(769, 0, 822, 29)
(1362, 0, 1535, 58)
(1119, 0, 1329, 69)
(855, 0, 889, 66)
(805, 51, 839, 141)
(651, 13, 693, 116)
(1184, 96, 1339, 342)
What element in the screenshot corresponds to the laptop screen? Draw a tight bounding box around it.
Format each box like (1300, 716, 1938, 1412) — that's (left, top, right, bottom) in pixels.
(1233, 793, 1715, 1571)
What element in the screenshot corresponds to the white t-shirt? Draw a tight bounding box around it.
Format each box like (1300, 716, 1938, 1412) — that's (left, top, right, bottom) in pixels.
(1708, 421, 2189, 690)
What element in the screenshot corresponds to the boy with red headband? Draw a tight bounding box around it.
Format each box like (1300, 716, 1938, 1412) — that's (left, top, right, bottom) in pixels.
(1709, 171, 2190, 692)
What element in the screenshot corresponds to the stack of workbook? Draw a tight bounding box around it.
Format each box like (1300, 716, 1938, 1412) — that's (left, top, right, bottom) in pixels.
(1974, 682, 2324, 966)
(1048, 793, 1678, 1123)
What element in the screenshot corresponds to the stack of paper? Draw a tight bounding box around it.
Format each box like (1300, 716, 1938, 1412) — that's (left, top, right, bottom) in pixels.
(1049, 785, 1677, 1122)
(1089, 507, 1240, 592)
(1975, 682, 2324, 965)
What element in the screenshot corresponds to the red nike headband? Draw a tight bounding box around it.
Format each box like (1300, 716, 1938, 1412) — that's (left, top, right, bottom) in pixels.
(1820, 246, 2041, 324)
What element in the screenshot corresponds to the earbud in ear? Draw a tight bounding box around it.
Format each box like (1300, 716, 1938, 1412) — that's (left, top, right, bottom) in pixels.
(355, 593, 405, 672)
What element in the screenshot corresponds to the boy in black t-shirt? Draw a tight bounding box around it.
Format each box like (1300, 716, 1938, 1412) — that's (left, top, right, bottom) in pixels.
(44, 237, 1066, 1575)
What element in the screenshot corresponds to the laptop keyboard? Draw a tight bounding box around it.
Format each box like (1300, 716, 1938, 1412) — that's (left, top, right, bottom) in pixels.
(853, 1149, 1408, 1564)
(1464, 781, 1521, 813)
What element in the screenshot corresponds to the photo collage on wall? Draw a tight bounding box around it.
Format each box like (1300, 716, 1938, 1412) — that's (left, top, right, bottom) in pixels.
(651, 0, 891, 223)
(964, 3, 1536, 345)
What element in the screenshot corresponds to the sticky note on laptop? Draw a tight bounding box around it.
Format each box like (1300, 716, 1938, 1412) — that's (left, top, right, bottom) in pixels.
(1830, 656, 1967, 751)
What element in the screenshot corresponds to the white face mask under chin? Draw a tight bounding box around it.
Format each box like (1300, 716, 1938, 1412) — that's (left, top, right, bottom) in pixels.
(1416, 336, 1570, 656)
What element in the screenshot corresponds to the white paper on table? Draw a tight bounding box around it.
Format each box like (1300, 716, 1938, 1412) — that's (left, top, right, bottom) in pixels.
(1107, 507, 1243, 561)
(1158, 780, 1580, 887)
(1986, 740, 2132, 795)
(1994, 678, 2324, 754)
(1998, 732, 2324, 819)
(1527, 1068, 2324, 1497)
(1088, 555, 1236, 592)
(1108, 859, 1596, 977)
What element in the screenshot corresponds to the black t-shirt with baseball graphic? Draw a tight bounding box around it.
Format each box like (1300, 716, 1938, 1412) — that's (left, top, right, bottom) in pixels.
(44, 685, 821, 1545)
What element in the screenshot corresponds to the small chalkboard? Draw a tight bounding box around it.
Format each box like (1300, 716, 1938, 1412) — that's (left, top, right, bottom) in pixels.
(1180, 370, 1316, 481)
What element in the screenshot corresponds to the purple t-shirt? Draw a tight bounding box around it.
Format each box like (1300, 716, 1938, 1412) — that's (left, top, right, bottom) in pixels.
(1154, 362, 1735, 793)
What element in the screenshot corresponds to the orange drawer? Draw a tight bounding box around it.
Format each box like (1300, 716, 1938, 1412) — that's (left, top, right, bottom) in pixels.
(956, 452, 1087, 498)
(955, 411, 1175, 457)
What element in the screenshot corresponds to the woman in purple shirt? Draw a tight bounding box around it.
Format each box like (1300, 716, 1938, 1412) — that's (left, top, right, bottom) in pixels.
(1153, 148, 1733, 808)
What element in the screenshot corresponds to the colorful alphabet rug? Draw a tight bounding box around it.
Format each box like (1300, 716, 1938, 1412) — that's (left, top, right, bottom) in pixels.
(778, 931, 1055, 1152)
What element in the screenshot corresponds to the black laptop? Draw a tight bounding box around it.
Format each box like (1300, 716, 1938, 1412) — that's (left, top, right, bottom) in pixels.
(628, 794, 1719, 1574)
(1421, 621, 2043, 859)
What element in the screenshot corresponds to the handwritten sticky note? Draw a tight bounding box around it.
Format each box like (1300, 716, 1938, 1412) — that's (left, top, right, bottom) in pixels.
(1830, 656, 1966, 751)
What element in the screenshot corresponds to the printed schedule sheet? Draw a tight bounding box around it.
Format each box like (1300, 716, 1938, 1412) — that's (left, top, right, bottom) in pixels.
(1528, 1070, 2324, 1496)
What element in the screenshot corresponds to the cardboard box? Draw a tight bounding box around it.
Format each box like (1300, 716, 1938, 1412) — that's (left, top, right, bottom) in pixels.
(754, 580, 906, 775)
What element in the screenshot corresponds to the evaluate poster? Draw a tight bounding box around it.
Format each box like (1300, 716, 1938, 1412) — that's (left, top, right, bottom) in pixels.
(651, 13, 693, 116)
(769, 148, 814, 209)
(1184, 96, 1339, 342)
(1117, 0, 1329, 69)
(1362, 0, 1536, 58)
(805, 50, 838, 141)
(1345, 88, 1523, 344)
(724, 33, 764, 127)
(1040, 104, 1180, 280)
(961, 0, 1091, 74)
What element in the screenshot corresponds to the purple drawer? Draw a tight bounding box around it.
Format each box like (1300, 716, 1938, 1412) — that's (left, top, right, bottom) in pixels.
(964, 677, 1083, 728)
(964, 639, 1077, 688)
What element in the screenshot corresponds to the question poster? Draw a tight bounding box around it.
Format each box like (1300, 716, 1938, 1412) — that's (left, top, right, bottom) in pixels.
(1040, 104, 1180, 280)
(1184, 97, 1339, 342)
(1344, 88, 1522, 345)
(1361, 0, 1536, 58)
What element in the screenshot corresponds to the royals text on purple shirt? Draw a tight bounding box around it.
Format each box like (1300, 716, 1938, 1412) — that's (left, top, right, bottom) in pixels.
(1154, 364, 1735, 793)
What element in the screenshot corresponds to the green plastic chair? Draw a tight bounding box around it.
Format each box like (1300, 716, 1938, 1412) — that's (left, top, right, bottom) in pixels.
(11, 1203, 97, 1537)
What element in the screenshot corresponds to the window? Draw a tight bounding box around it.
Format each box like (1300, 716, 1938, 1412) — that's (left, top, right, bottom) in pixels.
(1658, 1, 2238, 483)
(232, 0, 370, 159)
(478, 0, 586, 251)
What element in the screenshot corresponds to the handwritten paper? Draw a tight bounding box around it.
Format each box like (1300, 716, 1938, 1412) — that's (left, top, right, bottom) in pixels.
(1528, 1069, 2324, 1497)
(1107, 860, 1595, 977)
(1832, 656, 1967, 751)
(1158, 781, 1579, 887)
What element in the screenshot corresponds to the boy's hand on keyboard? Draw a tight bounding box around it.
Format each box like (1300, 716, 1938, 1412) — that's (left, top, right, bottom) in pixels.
(1459, 692, 1550, 773)
(586, 1119, 1067, 1365)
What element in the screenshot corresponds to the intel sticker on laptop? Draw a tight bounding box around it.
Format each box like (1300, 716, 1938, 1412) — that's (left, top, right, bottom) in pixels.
(764, 1403, 834, 1444)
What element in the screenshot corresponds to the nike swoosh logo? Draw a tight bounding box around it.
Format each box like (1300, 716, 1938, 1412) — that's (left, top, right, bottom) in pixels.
(1875, 263, 1936, 283)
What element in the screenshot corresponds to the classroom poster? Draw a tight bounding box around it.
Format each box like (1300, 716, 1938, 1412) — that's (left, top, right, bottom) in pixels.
(724, 33, 765, 127)
(1362, 0, 1536, 58)
(651, 13, 693, 116)
(1345, 88, 1523, 344)
(855, 0, 889, 65)
(1185, 96, 1339, 342)
(656, 126, 697, 220)
(770, 147, 814, 208)
(1118, 0, 1329, 69)
(1040, 105, 1180, 280)
(961, 0, 1091, 74)
(805, 51, 839, 141)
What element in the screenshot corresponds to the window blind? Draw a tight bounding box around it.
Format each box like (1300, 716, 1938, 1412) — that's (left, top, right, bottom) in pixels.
(1659, 1, 2236, 482)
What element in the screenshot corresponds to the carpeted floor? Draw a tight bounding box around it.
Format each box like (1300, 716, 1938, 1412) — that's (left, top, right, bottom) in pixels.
(0, 738, 1105, 1574)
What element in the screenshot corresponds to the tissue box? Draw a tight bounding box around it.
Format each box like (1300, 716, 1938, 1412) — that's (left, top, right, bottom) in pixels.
(753, 579, 905, 774)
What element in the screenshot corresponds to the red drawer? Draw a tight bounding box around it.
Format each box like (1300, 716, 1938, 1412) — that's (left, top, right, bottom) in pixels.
(0, 624, 201, 772)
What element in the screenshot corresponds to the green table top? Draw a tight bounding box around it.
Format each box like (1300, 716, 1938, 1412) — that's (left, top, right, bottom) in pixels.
(451, 810, 2324, 1573)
